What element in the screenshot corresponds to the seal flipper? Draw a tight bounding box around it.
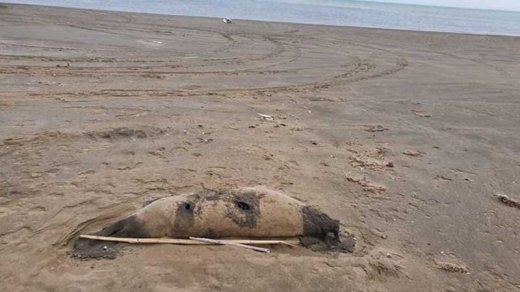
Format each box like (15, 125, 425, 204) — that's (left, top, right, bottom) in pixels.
(301, 206, 340, 239)
(301, 207, 355, 253)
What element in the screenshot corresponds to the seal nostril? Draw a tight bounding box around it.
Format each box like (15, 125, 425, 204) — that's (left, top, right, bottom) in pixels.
(236, 201, 250, 211)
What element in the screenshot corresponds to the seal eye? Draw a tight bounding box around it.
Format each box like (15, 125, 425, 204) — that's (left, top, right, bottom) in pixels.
(236, 201, 250, 211)
(184, 203, 192, 211)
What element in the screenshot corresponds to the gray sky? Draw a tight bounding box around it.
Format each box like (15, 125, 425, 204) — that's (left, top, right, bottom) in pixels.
(366, 0, 520, 11)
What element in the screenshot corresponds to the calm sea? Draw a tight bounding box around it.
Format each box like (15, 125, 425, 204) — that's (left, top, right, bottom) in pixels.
(5, 0, 520, 36)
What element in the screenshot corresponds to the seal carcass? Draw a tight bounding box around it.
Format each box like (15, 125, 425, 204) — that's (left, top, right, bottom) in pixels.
(73, 187, 353, 258)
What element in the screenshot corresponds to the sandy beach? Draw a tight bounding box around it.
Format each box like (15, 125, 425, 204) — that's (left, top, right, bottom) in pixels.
(1, 3, 520, 291)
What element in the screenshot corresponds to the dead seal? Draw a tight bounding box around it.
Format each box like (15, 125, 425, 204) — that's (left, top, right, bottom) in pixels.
(73, 187, 354, 258)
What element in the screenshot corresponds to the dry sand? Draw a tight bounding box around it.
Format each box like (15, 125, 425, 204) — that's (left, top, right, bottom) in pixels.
(1, 3, 520, 291)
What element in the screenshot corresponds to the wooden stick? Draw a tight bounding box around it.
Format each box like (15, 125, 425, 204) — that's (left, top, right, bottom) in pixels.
(190, 237, 271, 253)
(79, 235, 299, 247)
(80, 235, 207, 244)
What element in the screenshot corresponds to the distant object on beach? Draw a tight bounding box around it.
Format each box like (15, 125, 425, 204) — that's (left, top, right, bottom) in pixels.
(223, 17, 233, 24)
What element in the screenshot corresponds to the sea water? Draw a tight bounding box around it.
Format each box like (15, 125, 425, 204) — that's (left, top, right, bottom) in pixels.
(5, 0, 520, 36)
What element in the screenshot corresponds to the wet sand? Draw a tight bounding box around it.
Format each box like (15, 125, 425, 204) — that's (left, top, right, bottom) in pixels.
(1, 3, 520, 291)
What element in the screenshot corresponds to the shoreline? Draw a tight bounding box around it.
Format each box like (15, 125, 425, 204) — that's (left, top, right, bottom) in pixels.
(2, 2, 520, 38)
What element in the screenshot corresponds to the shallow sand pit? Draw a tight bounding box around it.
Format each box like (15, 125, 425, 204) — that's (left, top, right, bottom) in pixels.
(73, 187, 356, 259)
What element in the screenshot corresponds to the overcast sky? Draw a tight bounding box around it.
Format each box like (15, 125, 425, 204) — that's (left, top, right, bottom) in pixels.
(366, 0, 520, 11)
